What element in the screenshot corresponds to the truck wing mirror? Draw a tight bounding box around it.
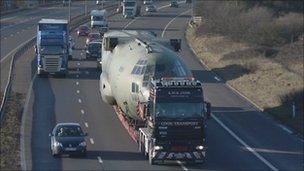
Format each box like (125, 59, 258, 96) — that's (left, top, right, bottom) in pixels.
(34, 45, 37, 54)
(204, 101, 211, 119)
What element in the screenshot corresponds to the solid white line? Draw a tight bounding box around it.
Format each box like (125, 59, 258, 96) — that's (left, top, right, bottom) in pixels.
(78, 98, 82, 103)
(97, 156, 103, 164)
(90, 138, 95, 144)
(214, 76, 221, 81)
(212, 114, 278, 171)
(84, 122, 89, 128)
(76, 90, 80, 94)
(177, 160, 188, 171)
(123, 18, 138, 30)
(81, 109, 85, 114)
(0, 35, 35, 63)
(161, 9, 191, 38)
(278, 124, 293, 134)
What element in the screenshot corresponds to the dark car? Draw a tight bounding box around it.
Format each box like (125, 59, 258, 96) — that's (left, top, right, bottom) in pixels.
(145, 5, 157, 12)
(170, 1, 178, 7)
(86, 42, 102, 59)
(86, 33, 101, 46)
(49, 123, 88, 157)
(77, 25, 90, 36)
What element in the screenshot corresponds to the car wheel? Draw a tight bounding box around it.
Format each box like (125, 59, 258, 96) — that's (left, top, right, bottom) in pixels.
(52, 149, 58, 158)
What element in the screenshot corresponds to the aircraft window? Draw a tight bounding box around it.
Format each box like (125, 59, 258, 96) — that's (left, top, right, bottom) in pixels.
(131, 82, 139, 93)
(140, 66, 146, 75)
(134, 66, 142, 75)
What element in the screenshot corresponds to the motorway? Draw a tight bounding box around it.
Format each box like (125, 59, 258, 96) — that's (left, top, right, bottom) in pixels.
(1, 1, 303, 171)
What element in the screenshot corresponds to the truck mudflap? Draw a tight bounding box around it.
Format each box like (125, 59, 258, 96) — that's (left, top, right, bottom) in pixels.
(152, 151, 206, 164)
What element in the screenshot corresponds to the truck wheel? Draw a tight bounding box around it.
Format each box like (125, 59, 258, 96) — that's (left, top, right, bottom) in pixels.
(148, 149, 155, 165)
(52, 149, 58, 158)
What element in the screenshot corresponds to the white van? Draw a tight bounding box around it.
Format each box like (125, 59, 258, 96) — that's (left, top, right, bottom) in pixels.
(90, 10, 108, 29)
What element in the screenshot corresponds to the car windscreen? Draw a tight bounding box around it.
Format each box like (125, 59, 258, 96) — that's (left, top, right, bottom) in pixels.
(92, 16, 104, 21)
(89, 43, 101, 51)
(56, 125, 84, 137)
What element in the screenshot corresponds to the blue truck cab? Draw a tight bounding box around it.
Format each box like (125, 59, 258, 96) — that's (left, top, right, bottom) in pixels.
(36, 19, 70, 77)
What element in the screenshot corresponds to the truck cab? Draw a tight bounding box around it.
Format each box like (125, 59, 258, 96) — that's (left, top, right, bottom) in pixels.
(36, 19, 70, 77)
(122, 0, 141, 18)
(138, 77, 211, 164)
(90, 10, 108, 31)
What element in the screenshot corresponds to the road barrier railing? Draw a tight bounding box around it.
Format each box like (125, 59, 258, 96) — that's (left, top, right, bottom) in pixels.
(0, 2, 117, 123)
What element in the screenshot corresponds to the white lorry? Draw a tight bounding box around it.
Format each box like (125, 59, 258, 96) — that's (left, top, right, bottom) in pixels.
(90, 9, 109, 33)
(122, 0, 141, 18)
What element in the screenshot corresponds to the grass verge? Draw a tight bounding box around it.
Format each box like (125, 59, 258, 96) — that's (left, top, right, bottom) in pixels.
(186, 23, 303, 135)
(0, 92, 24, 170)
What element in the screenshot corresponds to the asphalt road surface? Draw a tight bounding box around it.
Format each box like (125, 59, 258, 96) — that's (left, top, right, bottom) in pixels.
(14, 1, 304, 170)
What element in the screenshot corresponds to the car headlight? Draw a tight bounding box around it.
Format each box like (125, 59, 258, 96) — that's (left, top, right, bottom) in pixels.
(154, 146, 163, 150)
(196, 145, 204, 150)
(54, 141, 62, 147)
(79, 141, 86, 146)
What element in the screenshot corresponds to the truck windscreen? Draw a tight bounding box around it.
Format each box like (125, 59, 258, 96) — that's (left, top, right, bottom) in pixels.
(92, 16, 104, 21)
(155, 102, 202, 118)
(124, 2, 135, 6)
(39, 24, 67, 31)
(40, 46, 64, 55)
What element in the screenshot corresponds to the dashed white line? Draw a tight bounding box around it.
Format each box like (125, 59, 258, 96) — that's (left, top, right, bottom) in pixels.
(76, 74, 79, 78)
(76, 81, 79, 85)
(17, 31, 19, 34)
(76, 90, 80, 94)
(78, 98, 82, 103)
(84, 122, 89, 128)
(4, 37, 7, 39)
(212, 114, 278, 171)
(10, 34, 13, 36)
(81, 109, 85, 114)
(77, 62, 80, 66)
(214, 76, 221, 81)
(97, 156, 103, 164)
(90, 138, 95, 144)
(177, 161, 188, 171)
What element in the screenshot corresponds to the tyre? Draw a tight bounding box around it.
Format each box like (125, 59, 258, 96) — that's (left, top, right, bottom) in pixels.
(148, 149, 155, 165)
(51, 149, 59, 158)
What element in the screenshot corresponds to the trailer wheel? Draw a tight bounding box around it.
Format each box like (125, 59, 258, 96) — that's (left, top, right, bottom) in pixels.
(148, 149, 155, 165)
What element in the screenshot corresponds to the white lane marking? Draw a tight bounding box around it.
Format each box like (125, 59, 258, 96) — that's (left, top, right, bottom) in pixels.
(81, 109, 85, 114)
(1, 35, 36, 63)
(76, 74, 79, 78)
(80, 52, 83, 55)
(214, 76, 221, 81)
(85, 71, 89, 75)
(17, 31, 19, 34)
(85, 122, 89, 128)
(161, 9, 191, 38)
(4, 37, 7, 39)
(123, 18, 138, 30)
(212, 114, 278, 171)
(90, 138, 95, 144)
(278, 124, 293, 134)
(97, 156, 103, 164)
(78, 98, 82, 103)
(76, 81, 79, 85)
(77, 62, 80, 66)
(177, 160, 188, 171)
(76, 90, 80, 94)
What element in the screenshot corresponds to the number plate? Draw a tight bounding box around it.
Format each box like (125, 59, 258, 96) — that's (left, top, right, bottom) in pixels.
(65, 147, 76, 151)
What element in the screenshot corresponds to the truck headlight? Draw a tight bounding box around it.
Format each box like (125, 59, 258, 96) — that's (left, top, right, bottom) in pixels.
(79, 141, 86, 146)
(154, 146, 163, 150)
(196, 145, 204, 150)
(54, 141, 62, 147)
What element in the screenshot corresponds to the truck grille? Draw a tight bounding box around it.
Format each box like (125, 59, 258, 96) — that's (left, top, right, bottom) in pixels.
(43, 55, 61, 73)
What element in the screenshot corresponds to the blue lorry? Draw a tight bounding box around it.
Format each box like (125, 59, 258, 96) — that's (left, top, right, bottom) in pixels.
(36, 19, 71, 77)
